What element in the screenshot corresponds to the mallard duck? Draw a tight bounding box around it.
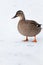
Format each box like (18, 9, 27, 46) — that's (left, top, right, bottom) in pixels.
(12, 10, 41, 42)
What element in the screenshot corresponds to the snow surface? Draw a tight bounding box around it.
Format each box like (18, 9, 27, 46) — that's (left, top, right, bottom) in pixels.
(0, 0, 43, 65)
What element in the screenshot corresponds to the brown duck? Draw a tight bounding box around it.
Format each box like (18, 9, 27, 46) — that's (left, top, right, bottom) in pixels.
(12, 10, 41, 42)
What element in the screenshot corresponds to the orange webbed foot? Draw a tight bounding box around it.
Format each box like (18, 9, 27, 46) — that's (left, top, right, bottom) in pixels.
(23, 39, 28, 42)
(32, 39, 37, 42)
(23, 36, 28, 42)
(32, 36, 37, 42)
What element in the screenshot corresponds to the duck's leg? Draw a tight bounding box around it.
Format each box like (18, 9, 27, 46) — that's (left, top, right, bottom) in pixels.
(32, 36, 37, 42)
(23, 36, 28, 42)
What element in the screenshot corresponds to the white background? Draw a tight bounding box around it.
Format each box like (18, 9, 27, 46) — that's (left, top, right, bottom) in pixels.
(0, 0, 43, 65)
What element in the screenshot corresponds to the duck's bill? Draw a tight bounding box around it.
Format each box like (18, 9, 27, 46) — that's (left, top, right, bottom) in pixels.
(11, 15, 17, 19)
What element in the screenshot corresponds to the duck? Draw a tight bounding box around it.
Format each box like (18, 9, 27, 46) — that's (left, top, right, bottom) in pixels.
(12, 10, 42, 42)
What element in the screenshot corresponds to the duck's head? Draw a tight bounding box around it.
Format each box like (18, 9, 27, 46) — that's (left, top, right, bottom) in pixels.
(12, 10, 25, 20)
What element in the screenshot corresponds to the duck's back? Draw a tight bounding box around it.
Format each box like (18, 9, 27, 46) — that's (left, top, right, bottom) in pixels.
(18, 20, 41, 37)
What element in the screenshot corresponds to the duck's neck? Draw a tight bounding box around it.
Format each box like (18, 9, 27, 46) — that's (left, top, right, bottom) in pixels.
(19, 14, 25, 21)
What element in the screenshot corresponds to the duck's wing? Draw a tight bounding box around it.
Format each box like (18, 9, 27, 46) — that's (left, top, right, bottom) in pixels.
(29, 20, 41, 27)
(25, 20, 38, 25)
(22, 20, 41, 27)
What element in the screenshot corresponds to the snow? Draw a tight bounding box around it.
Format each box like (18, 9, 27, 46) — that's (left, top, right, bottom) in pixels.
(0, 0, 43, 65)
(0, 34, 43, 65)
